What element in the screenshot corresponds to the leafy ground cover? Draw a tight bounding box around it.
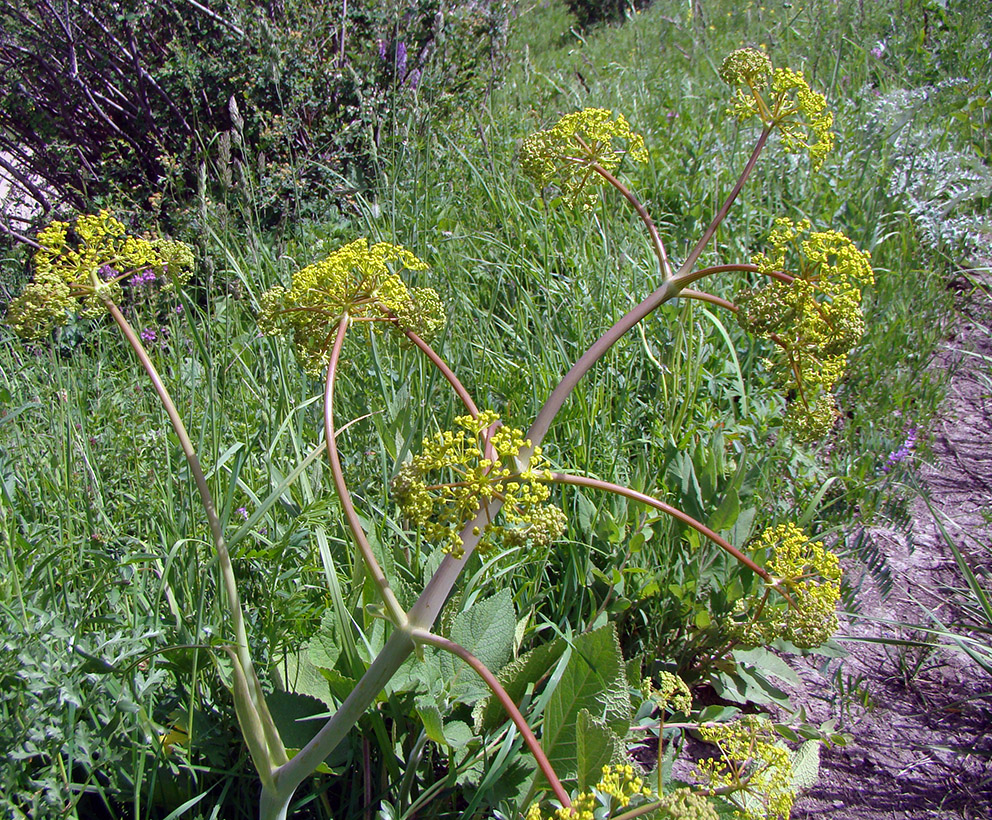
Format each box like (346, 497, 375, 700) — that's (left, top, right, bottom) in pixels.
(1, 1, 990, 818)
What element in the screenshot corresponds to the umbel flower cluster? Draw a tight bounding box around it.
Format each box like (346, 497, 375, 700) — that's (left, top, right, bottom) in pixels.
(733, 522, 842, 650)
(720, 48, 834, 170)
(257, 238, 444, 376)
(391, 411, 567, 559)
(525, 764, 717, 820)
(5, 210, 194, 341)
(643, 670, 693, 715)
(520, 108, 649, 210)
(736, 218, 874, 440)
(695, 715, 794, 820)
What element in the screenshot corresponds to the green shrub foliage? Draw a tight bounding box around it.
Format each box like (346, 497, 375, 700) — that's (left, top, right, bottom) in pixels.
(0, 0, 508, 226)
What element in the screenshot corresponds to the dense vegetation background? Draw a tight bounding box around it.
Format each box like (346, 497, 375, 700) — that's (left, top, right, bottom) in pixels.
(1, 1, 989, 818)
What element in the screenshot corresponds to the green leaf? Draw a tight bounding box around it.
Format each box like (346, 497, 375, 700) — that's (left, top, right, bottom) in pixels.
(267, 690, 333, 759)
(276, 650, 334, 708)
(307, 608, 343, 671)
(575, 709, 621, 791)
(732, 648, 800, 686)
(473, 637, 566, 733)
(443, 588, 517, 704)
(707, 486, 740, 534)
(416, 695, 447, 745)
(541, 625, 630, 782)
(790, 740, 821, 791)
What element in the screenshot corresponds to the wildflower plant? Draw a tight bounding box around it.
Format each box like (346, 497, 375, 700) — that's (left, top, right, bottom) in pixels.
(5, 210, 193, 340)
(5, 47, 865, 820)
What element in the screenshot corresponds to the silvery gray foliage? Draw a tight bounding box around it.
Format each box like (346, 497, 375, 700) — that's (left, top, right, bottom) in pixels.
(868, 78, 992, 259)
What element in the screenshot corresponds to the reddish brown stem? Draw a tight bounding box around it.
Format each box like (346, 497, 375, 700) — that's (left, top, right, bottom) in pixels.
(403, 327, 480, 418)
(589, 160, 673, 279)
(409, 628, 572, 810)
(551, 472, 772, 584)
(324, 315, 408, 627)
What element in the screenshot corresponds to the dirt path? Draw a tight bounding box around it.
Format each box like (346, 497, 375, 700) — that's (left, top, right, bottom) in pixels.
(794, 270, 992, 819)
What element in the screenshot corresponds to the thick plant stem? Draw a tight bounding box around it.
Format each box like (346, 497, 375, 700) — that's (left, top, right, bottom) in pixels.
(274, 501, 501, 800)
(324, 314, 409, 628)
(106, 300, 287, 776)
(410, 628, 572, 809)
(551, 473, 772, 583)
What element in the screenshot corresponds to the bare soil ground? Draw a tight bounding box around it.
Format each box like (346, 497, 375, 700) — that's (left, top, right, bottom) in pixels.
(793, 269, 992, 819)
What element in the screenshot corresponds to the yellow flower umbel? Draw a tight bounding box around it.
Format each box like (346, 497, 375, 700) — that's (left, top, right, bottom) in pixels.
(257, 238, 444, 376)
(5, 210, 193, 341)
(520, 109, 649, 210)
(391, 411, 566, 559)
(524, 767, 716, 820)
(720, 48, 834, 170)
(735, 523, 842, 650)
(695, 715, 794, 820)
(736, 218, 874, 441)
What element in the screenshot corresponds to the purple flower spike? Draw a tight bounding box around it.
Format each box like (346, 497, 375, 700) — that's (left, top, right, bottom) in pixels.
(140, 328, 157, 344)
(882, 427, 918, 472)
(396, 41, 407, 78)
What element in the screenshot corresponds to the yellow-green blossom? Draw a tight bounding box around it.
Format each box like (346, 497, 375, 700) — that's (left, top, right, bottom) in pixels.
(6, 210, 193, 340)
(736, 219, 873, 441)
(695, 715, 794, 820)
(257, 238, 444, 376)
(521, 108, 648, 210)
(721, 48, 834, 170)
(645, 671, 693, 715)
(735, 523, 841, 649)
(391, 411, 566, 559)
(523, 770, 715, 820)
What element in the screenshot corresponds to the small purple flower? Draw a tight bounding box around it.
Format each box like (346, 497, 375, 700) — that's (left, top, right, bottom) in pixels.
(870, 42, 885, 60)
(882, 427, 917, 473)
(174, 304, 184, 315)
(98, 265, 118, 281)
(377, 38, 387, 61)
(236, 506, 249, 520)
(407, 68, 421, 89)
(130, 269, 157, 288)
(395, 41, 407, 78)
(140, 328, 157, 344)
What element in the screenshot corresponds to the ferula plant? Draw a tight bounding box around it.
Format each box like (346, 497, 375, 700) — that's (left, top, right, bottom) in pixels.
(7, 48, 865, 820)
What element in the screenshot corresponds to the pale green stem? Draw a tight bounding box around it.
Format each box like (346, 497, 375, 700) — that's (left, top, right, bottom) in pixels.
(270, 501, 501, 809)
(409, 627, 571, 809)
(105, 300, 288, 778)
(323, 314, 409, 628)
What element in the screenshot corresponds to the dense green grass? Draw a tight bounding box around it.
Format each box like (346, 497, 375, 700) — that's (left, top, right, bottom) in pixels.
(2, 1, 989, 817)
